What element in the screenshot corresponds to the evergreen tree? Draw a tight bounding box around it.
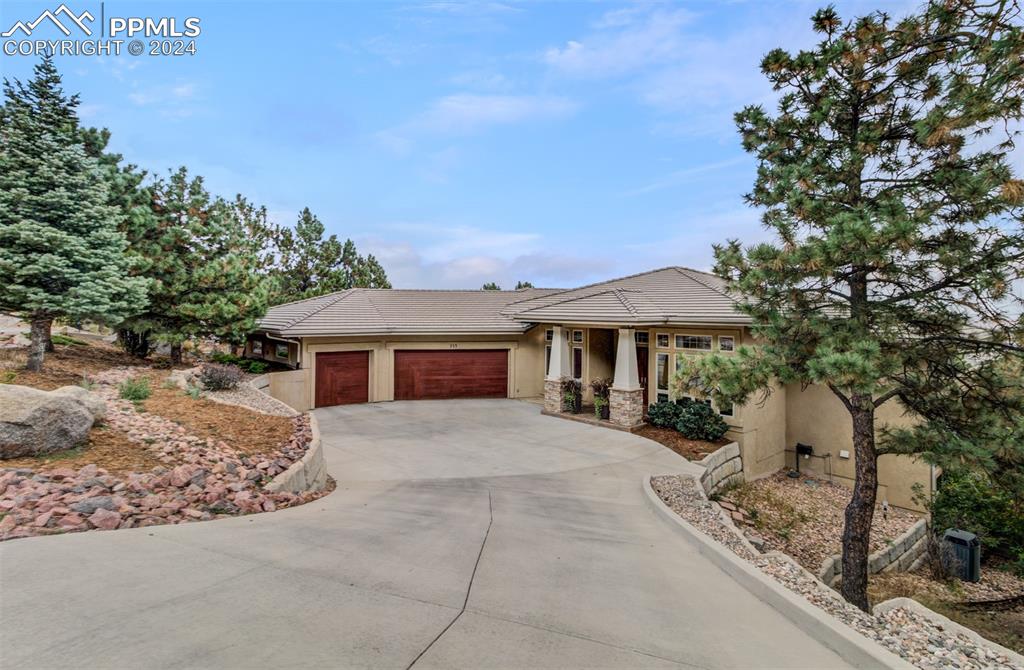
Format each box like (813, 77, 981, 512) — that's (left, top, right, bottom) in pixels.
(121, 167, 270, 363)
(515, 280, 534, 289)
(271, 207, 390, 304)
(79, 126, 159, 358)
(482, 282, 501, 290)
(0, 56, 147, 370)
(679, 1, 1024, 611)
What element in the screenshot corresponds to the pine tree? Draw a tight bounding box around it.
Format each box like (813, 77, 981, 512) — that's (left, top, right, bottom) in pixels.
(270, 207, 390, 303)
(0, 56, 147, 371)
(121, 168, 270, 363)
(679, 1, 1024, 611)
(515, 280, 534, 289)
(482, 282, 501, 290)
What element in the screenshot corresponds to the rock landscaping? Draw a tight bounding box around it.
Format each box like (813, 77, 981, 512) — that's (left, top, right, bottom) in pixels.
(0, 364, 328, 541)
(652, 474, 1024, 670)
(0, 384, 103, 458)
(720, 470, 920, 572)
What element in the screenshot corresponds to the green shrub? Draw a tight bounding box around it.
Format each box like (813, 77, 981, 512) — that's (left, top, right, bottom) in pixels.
(50, 333, 88, 346)
(0, 371, 16, 384)
(675, 402, 728, 442)
(647, 400, 682, 428)
(238, 359, 268, 374)
(930, 469, 1024, 563)
(210, 351, 241, 365)
(118, 377, 151, 402)
(200, 363, 243, 390)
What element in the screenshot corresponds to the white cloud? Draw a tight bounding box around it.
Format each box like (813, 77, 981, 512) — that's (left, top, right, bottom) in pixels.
(544, 7, 695, 78)
(417, 93, 578, 133)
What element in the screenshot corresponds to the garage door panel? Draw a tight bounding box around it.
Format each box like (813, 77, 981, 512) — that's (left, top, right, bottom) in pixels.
(394, 350, 508, 400)
(315, 351, 369, 407)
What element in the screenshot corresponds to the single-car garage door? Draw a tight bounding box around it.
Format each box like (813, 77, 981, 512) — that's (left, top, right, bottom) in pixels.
(394, 349, 508, 401)
(315, 351, 369, 407)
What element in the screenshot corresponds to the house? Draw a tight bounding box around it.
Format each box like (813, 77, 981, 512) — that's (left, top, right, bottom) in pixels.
(247, 266, 932, 509)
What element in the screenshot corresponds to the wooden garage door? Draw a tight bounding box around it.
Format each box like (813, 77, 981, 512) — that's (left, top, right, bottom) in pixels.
(315, 351, 369, 407)
(394, 350, 508, 401)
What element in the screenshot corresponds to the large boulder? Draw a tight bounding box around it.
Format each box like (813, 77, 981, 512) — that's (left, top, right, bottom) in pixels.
(51, 385, 106, 421)
(0, 384, 95, 459)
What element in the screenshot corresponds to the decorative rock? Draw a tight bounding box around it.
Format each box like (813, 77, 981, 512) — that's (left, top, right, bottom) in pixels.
(87, 508, 121, 530)
(0, 384, 95, 458)
(51, 385, 106, 421)
(69, 496, 117, 515)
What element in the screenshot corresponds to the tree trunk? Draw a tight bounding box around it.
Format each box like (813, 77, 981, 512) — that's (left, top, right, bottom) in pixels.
(118, 329, 151, 358)
(840, 397, 878, 612)
(44, 329, 54, 352)
(25, 316, 52, 372)
(170, 343, 183, 366)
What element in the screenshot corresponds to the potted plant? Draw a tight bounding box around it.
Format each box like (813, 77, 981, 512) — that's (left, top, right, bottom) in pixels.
(590, 377, 613, 420)
(561, 377, 582, 414)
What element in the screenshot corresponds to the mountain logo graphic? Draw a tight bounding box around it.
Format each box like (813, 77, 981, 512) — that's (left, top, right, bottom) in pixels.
(2, 4, 95, 38)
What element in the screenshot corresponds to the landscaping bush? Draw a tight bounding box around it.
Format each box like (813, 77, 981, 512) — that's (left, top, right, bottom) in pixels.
(647, 400, 683, 428)
(118, 377, 151, 402)
(199, 363, 243, 391)
(210, 351, 242, 365)
(560, 377, 582, 413)
(675, 402, 728, 442)
(238, 359, 268, 374)
(929, 469, 1024, 565)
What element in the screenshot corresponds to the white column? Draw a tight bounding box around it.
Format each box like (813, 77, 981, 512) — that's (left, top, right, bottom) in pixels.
(612, 328, 641, 391)
(546, 325, 571, 381)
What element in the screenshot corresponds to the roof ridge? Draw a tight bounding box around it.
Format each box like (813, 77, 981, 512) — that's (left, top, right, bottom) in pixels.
(512, 287, 633, 314)
(674, 267, 738, 304)
(282, 290, 353, 329)
(359, 290, 388, 324)
(612, 288, 639, 317)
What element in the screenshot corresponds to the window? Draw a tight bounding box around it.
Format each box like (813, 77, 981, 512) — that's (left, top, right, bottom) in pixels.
(656, 333, 670, 348)
(719, 336, 735, 352)
(572, 347, 583, 380)
(251, 340, 263, 356)
(635, 331, 649, 345)
(572, 330, 584, 343)
(719, 403, 734, 417)
(656, 352, 669, 391)
(275, 343, 289, 359)
(657, 392, 669, 403)
(545, 345, 552, 374)
(677, 395, 711, 407)
(545, 329, 553, 342)
(676, 334, 712, 351)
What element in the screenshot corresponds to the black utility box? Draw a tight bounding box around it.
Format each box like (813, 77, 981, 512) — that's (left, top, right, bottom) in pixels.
(942, 528, 981, 582)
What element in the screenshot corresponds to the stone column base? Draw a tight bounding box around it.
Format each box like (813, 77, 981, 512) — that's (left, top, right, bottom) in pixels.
(609, 388, 644, 427)
(544, 379, 563, 413)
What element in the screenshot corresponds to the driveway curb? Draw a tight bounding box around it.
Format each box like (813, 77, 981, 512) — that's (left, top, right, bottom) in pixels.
(641, 476, 914, 670)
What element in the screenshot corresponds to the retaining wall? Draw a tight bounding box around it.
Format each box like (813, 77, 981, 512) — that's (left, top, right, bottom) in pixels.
(265, 413, 327, 494)
(698, 442, 743, 496)
(818, 517, 929, 587)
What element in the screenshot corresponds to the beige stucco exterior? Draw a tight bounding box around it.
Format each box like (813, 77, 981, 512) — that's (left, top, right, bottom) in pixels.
(252, 323, 931, 511)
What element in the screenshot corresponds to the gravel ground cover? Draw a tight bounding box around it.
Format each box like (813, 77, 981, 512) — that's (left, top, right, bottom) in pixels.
(651, 474, 1023, 670)
(171, 367, 298, 417)
(723, 470, 920, 571)
(0, 367, 327, 541)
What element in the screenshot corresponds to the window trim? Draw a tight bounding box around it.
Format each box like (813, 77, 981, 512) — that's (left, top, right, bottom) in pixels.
(251, 340, 263, 356)
(718, 402, 734, 417)
(656, 333, 670, 349)
(635, 331, 649, 345)
(655, 352, 670, 391)
(275, 343, 289, 359)
(545, 329, 553, 342)
(572, 329, 584, 344)
(675, 333, 713, 351)
(718, 335, 735, 353)
(572, 345, 584, 380)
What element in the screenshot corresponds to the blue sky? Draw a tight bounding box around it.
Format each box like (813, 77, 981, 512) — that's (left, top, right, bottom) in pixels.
(1, 0, 916, 289)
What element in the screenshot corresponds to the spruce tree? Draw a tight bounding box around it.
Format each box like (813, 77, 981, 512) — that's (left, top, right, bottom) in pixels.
(0, 56, 147, 370)
(515, 280, 534, 289)
(482, 282, 501, 290)
(680, 1, 1024, 610)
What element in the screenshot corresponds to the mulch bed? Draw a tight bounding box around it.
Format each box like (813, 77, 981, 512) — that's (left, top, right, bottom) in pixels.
(724, 470, 920, 571)
(635, 424, 728, 461)
(0, 342, 157, 391)
(136, 371, 294, 456)
(0, 424, 165, 476)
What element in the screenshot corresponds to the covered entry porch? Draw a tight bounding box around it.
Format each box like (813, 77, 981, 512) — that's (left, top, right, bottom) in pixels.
(542, 325, 650, 429)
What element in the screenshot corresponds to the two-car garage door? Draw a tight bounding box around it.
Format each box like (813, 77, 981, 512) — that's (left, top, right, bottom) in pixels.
(314, 349, 508, 407)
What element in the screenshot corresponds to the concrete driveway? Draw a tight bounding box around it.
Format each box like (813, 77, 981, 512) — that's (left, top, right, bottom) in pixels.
(0, 400, 854, 669)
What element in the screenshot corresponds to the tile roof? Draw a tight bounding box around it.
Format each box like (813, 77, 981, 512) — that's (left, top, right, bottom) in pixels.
(258, 288, 562, 337)
(504, 267, 749, 325)
(256, 267, 749, 337)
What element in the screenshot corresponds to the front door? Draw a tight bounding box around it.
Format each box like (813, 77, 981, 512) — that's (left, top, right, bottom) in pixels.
(636, 346, 649, 408)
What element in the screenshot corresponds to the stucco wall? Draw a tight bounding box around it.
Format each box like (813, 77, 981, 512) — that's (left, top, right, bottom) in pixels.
(785, 383, 933, 511)
(267, 368, 310, 412)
